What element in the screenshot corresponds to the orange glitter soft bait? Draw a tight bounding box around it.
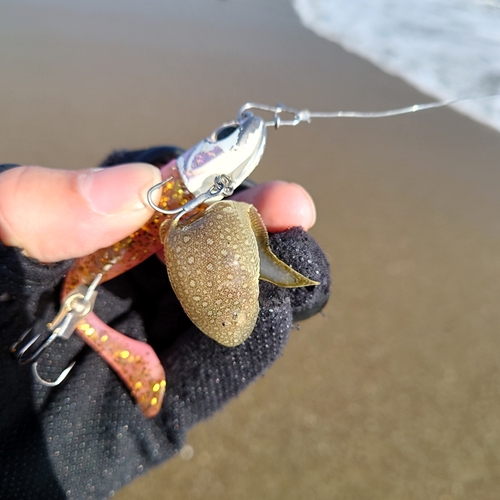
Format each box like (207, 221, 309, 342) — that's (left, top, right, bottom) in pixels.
(12, 104, 320, 418)
(62, 162, 191, 418)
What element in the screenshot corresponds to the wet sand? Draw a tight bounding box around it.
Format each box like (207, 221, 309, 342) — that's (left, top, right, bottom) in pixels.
(3, 0, 500, 499)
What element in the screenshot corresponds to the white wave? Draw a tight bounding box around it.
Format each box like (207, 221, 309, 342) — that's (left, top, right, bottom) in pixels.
(292, 0, 500, 133)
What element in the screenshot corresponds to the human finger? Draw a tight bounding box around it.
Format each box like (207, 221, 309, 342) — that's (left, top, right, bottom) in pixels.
(231, 181, 317, 231)
(0, 164, 161, 262)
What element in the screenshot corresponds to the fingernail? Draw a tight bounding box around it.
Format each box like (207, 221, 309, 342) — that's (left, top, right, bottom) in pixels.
(79, 163, 162, 215)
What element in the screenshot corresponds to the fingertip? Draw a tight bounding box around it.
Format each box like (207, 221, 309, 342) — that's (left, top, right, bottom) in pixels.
(232, 181, 317, 232)
(288, 182, 317, 230)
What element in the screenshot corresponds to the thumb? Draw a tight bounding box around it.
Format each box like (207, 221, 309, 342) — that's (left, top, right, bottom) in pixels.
(0, 163, 162, 262)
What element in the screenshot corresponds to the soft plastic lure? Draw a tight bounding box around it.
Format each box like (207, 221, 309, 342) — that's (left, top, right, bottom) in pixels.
(61, 162, 193, 417)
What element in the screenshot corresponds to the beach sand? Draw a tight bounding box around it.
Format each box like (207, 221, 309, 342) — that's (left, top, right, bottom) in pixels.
(2, 0, 500, 498)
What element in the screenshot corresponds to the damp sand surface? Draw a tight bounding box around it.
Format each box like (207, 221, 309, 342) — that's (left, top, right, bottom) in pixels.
(2, 1, 500, 499)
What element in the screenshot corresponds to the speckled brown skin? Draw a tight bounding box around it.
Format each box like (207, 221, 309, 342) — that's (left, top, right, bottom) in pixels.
(164, 202, 261, 347)
(63, 160, 192, 418)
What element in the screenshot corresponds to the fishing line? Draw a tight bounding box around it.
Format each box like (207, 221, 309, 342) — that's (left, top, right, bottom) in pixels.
(239, 94, 500, 129)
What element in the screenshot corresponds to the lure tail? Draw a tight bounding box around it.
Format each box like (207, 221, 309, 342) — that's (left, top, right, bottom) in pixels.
(76, 313, 166, 418)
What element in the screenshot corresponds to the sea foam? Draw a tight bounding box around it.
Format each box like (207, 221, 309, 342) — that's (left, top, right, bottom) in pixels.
(293, 0, 500, 133)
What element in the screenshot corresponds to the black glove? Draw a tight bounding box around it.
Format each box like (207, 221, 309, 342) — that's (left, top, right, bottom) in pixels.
(0, 147, 330, 500)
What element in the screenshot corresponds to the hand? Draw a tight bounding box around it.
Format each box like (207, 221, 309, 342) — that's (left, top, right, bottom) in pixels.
(0, 148, 328, 500)
(0, 163, 316, 263)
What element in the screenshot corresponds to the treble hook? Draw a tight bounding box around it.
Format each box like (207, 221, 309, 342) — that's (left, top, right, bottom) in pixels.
(11, 322, 77, 386)
(10, 323, 62, 365)
(10, 274, 102, 387)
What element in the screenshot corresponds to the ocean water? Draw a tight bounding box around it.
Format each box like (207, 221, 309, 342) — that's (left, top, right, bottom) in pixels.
(292, 0, 500, 133)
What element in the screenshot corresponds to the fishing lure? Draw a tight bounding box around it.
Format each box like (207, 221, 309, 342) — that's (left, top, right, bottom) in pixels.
(13, 95, 500, 417)
(12, 104, 320, 417)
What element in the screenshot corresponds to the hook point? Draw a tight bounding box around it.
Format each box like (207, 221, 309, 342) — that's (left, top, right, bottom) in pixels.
(32, 361, 76, 387)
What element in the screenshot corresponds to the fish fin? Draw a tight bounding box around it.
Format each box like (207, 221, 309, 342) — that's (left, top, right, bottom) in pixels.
(247, 205, 320, 288)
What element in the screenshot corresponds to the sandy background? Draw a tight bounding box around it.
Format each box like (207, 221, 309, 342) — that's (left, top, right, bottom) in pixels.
(2, 0, 500, 498)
